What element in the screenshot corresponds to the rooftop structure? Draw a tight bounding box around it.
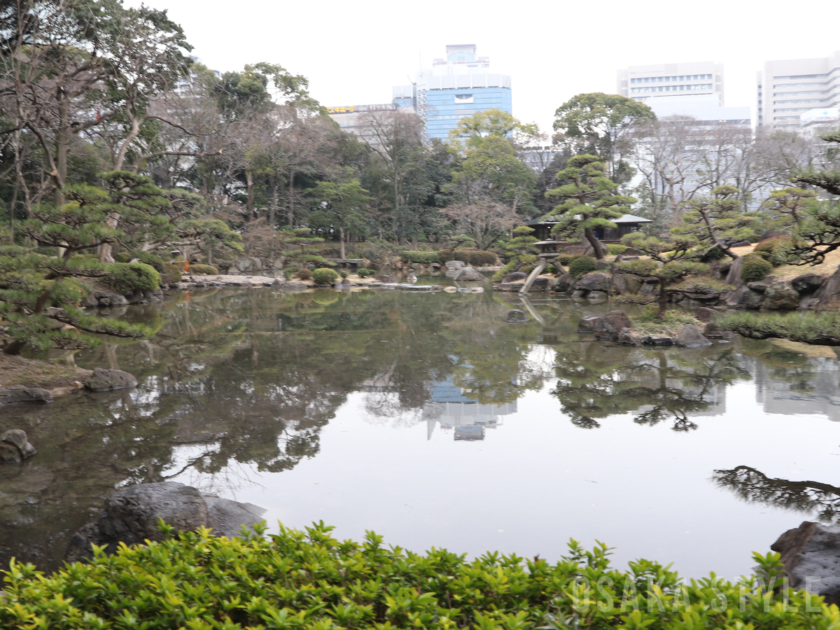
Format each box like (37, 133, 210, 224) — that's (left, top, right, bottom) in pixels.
(617, 61, 724, 105)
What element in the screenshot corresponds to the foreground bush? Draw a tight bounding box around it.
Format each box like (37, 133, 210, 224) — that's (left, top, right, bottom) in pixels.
(0, 523, 834, 629)
(312, 268, 339, 285)
(296, 268, 312, 281)
(568, 256, 598, 279)
(101, 262, 160, 294)
(607, 244, 628, 255)
(401, 250, 440, 265)
(717, 311, 840, 344)
(740, 254, 773, 282)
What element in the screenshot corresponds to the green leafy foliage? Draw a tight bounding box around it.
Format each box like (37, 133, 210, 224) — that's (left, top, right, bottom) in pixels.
(296, 268, 313, 281)
(606, 244, 628, 255)
(741, 254, 773, 282)
(401, 251, 441, 265)
(160, 262, 183, 285)
(357, 268, 372, 278)
(568, 256, 597, 279)
(313, 268, 339, 285)
(493, 226, 538, 281)
(190, 264, 219, 275)
(101, 263, 160, 294)
(0, 523, 833, 629)
(672, 186, 756, 259)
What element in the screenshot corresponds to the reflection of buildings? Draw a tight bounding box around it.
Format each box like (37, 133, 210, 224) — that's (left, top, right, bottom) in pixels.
(422, 378, 516, 441)
(754, 358, 840, 422)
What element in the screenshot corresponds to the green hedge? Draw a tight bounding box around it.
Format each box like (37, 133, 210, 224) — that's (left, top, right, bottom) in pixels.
(400, 250, 441, 265)
(569, 256, 598, 279)
(101, 262, 160, 294)
(716, 311, 840, 344)
(160, 262, 182, 285)
(313, 268, 339, 285)
(443, 250, 498, 266)
(741, 254, 773, 283)
(190, 264, 218, 275)
(754, 236, 794, 267)
(607, 244, 628, 255)
(0, 523, 833, 629)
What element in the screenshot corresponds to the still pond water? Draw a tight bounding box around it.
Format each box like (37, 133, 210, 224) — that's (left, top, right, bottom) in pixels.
(1, 286, 839, 578)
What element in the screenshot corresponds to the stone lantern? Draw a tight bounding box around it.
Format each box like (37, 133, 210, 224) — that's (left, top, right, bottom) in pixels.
(533, 240, 561, 259)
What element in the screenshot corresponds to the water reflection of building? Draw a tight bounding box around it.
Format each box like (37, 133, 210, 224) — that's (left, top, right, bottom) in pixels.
(422, 377, 517, 441)
(754, 358, 840, 422)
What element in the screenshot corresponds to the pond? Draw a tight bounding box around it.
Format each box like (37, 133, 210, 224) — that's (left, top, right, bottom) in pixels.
(1, 286, 839, 579)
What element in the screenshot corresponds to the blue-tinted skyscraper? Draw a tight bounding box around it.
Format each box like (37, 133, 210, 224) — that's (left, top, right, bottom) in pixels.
(393, 44, 512, 141)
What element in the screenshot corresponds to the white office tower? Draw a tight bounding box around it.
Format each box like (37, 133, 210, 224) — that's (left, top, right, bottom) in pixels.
(757, 51, 840, 130)
(618, 61, 724, 104)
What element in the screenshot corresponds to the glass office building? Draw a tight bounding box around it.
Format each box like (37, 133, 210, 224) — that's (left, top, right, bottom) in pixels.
(393, 44, 512, 141)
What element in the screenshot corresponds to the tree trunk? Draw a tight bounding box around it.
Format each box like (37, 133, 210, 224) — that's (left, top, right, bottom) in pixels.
(339, 226, 346, 259)
(583, 228, 606, 259)
(287, 168, 295, 226)
(55, 97, 69, 206)
(246, 169, 255, 217)
(658, 277, 668, 319)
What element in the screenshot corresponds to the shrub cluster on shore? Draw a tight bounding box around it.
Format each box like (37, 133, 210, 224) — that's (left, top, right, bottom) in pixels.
(716, 311, 840, 345)
(0, 522, 835, 629)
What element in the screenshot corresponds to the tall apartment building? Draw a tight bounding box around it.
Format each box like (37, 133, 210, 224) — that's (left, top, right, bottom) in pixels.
(756, 51, 840, 130)
(393, 44, 512, 141)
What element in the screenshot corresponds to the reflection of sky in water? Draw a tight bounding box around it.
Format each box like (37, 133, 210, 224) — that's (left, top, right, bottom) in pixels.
(2, 287, 840, 580)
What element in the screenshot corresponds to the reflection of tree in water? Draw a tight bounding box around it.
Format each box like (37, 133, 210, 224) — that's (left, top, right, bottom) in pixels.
(551, 345, 750, 430)
(713, 465, 840, 523)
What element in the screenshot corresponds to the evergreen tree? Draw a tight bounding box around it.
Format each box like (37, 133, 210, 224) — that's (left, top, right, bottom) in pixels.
(543, 154, 635, 259)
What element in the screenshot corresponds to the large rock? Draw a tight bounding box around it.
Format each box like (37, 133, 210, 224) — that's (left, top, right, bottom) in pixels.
(65, 482, 266, 563)
(0, 385, 52, 405)
(444, 260, 466, 271)
(809, 266, 840, 311)
(675, 324, 712, 349)
(771, 521, 840, 606)
(86, 290, 129, 308)
(529, 276, 551, 291)
(762, 281, 800, 310)
(577, 310, 632, 340)
(694, 307, 717, 322)
(791, 273, 825, 294)
(454, 267, 486, 282)
(724, 256, 744, 287)
(724, 285, 764, 309)
(375, 274, 398, 283)
(505, 309, 529, 324)
(612, 272, 642, 296)
(502, 271, 528, 283)
(84, 368, 137, 392)
(575, 272, 610, 293)
(496, 282, 523, 292)
(552, 273, 574, 293)
(2, 429, 36, 460)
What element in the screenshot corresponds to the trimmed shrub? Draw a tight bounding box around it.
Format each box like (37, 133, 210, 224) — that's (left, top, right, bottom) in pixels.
(357, 268, 372, 278)
(339, 270, 349, 279)
(558, 254, 575, 267)
(741, 254, 773, 283)
(296, 268, 313, 281)
(0, 523, 827, 630)
(134, 251, 167, 272)
(189, 264, 218, 275)
(754, 236, 794, 267)
(114, 251, 132, 263)
(568, 256, 598, 279)
(607, 244, 628, 255)
(101, 262, 160, 294)
(284, 266, 300, 280)
(313, 267, 339, 285)
(400, 250, 441, 265)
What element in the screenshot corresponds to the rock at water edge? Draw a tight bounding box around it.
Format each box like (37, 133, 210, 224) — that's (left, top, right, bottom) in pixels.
(85, 368, 138, 392)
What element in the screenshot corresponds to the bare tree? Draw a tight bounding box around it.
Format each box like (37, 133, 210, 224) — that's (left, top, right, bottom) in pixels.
(442, 201, 517, 250)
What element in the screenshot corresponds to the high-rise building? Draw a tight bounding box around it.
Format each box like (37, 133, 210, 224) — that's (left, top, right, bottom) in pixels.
(616, 62, 747, 126)
(325, 103, 413, 149)
(393, 44, 512, 141)
(617, 61, 724, 105)
(756, 51, 840, 130)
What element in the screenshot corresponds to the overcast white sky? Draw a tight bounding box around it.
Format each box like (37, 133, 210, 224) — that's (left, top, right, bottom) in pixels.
(132, 0, 839, 131)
